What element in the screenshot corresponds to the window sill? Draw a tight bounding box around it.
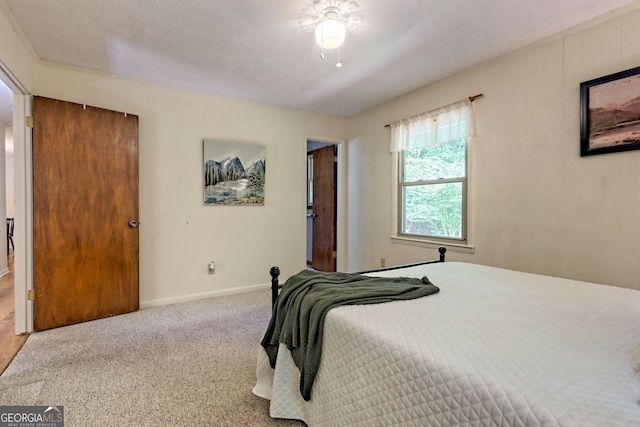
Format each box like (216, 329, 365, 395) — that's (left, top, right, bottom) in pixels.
(391, 236, 475, 254)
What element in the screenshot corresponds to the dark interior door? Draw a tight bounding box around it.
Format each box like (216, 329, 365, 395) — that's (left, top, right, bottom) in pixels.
(311, 145, 336, 272)
(32, 96, 139, 331)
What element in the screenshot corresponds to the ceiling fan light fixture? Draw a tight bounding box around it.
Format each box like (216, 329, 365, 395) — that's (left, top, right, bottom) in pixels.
(315, 9, 346, 49)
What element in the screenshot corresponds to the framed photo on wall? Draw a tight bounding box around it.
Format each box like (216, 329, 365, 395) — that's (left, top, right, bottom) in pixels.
(580, 66, 640, 156)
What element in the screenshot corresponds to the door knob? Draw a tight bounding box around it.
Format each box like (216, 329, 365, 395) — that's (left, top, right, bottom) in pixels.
(128, 220, 139, 228)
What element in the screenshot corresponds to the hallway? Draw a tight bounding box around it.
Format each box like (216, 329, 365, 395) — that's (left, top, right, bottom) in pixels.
(0, 254, 28, 375)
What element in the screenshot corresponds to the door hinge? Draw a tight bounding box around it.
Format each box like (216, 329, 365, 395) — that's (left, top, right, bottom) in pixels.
(334, 156, 338, 162)
(332, 251, 337, 258)
(27, 289, 35, 301)
(26, 116, 34, 128)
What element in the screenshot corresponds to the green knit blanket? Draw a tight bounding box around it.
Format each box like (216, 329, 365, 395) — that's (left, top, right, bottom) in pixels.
(260, 269, 440, 401)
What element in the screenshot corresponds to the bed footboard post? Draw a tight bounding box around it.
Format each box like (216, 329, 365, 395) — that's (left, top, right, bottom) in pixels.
(270, 266, 280, 308)
(439, 247, 446, 262)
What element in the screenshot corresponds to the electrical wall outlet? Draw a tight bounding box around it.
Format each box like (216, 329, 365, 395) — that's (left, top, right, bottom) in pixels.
(380, 258, 386, 268)
(208, 261, 216, 274)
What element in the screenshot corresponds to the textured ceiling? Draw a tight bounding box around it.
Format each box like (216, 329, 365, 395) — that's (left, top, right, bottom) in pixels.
(2, 0, 639, 117)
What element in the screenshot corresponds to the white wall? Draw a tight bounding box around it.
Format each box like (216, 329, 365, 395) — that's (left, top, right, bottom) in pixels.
(35, 63, 347, 306)
(346, 4, 640, 290)
(0, 2, 35, 90)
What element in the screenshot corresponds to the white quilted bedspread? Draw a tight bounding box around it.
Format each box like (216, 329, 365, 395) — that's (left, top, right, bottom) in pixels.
(253, 262, 640, 426)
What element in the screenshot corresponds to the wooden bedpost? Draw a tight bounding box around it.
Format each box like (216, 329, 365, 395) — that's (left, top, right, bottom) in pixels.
(270, 266, 280, 308)
(439, 247, 447, 262)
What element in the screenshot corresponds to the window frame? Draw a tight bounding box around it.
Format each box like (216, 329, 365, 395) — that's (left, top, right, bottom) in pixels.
(396, 139, 469, 243)
(307, 153, 314, 208)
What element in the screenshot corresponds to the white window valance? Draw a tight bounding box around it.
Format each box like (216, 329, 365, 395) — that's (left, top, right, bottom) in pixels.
(389, 98, 476, 153)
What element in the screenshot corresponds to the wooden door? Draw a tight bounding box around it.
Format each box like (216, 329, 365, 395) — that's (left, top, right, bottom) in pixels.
(32, 96, 139, 331)
(311, 145, 336, 272)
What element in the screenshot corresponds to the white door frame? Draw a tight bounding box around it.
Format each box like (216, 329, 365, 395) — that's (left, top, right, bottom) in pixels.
(13, 93, 32, 334)
(0, 60, 32, 334)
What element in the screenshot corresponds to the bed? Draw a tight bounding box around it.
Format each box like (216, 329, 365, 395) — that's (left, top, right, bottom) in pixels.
(253, 256, 640, 426)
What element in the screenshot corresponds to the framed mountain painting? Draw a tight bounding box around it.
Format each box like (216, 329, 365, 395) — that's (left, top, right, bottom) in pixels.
(580, 66, 640, 156)
(203, 140, 266, 205)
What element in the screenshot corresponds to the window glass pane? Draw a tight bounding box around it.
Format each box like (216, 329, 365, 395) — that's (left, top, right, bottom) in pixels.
(403, 139, 465, 182)
(402, 182, 463, 238)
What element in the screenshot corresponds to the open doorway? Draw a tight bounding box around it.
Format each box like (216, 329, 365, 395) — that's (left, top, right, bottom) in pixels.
(307, 139, 339, 272)
(0, 78, 12, 271)
(0, 75, 27, 374)
(0, 60, 31, 340)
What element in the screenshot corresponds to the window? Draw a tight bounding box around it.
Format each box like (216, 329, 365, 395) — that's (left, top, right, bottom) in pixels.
(389, 99, 475, 243)
(399, 138, 466, 240)
(307, 154, 313, 207)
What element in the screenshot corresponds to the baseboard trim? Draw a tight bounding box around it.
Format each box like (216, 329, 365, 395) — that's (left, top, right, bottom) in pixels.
(139, 282, 271, 309)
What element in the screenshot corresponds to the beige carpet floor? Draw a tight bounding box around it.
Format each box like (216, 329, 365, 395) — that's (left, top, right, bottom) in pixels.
(0, 289, 305, 426)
